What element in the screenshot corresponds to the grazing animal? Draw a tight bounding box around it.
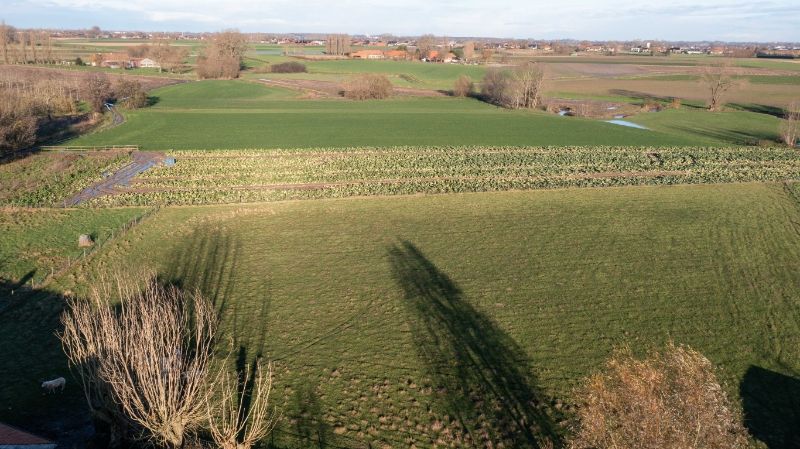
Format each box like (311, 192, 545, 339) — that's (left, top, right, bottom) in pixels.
(41, 377, 66, 393)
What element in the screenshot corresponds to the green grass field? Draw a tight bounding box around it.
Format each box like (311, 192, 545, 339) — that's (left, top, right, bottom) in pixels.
(4, 182, 800, 448)
(0, 208, 145, 284)
(67, 79, 783, 150)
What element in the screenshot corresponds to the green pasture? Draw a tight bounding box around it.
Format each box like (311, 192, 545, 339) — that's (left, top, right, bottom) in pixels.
(4, 182, 800, 448)
(67, 79, 770, 149)
(0, 208, 145, 285)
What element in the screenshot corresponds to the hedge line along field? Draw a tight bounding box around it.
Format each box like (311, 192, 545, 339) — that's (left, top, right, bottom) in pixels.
(0, 207, 145, 285)
(0, 151, 131, 207)
(24, 182, 798, 448)
(85, 146, 800, 206)
(66, 80, 748, 150)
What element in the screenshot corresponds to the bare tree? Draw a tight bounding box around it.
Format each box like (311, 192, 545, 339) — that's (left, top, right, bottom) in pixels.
(60, 277, 220, 448)
(325, 34, 351, 56)
(84, 73, 111, 113)
(701, 60, 736, 111)
(115, 79, 148, 109)
(780, 100, 799, 147)
(416, 34, 436, 60)
(462, 41, 475, 62)
(197, 30, 249, 79)
(453, 74, 474, 97)
(568, 342, 750, 449)
(481, 62, 545, 109)
(207, 360, 278, 449)
(0, 21, 13, 64)
(480, 46, 494, 64)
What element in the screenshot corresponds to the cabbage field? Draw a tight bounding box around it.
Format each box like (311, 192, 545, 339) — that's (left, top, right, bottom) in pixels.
(86, 145, 800, 206)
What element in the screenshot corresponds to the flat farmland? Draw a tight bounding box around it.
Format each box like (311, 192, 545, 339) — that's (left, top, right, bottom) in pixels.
(68, 80, 770, 150)
(85, 146, 800, 206)
(8, 182, 795, 448)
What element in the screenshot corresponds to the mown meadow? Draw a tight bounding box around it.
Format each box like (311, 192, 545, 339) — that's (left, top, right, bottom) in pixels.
(67, 79, 790, 150)
(4, 182, 800, 448)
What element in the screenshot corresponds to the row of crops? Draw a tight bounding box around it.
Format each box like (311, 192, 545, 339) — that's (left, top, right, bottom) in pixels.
(87, 146, 800, 206)
(1, 151, 132, 207)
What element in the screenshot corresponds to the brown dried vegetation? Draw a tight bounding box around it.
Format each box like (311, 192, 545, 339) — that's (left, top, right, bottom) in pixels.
(568, 342, 749, 449)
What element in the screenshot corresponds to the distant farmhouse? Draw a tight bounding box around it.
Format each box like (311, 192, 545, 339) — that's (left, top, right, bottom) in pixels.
(93, 53, 161, 69)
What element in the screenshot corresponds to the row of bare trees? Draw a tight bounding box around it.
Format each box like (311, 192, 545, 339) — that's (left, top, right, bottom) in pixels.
(0, 21, 56, 65)
(61, 277, 277, 449)
(0, 70, 150, 156)
(325, 34, 351, 56)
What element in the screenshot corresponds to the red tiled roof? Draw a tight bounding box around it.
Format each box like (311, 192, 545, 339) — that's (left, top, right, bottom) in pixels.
(0, 422, 54, 446)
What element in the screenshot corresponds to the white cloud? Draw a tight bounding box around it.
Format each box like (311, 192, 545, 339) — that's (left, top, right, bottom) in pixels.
(7, 0, 800, 40)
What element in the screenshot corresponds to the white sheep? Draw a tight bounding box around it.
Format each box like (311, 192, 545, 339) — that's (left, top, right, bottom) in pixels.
(41, 377, 66, 393)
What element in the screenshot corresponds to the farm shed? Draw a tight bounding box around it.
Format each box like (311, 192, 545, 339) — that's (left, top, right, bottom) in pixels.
(0, 422, 56, 449)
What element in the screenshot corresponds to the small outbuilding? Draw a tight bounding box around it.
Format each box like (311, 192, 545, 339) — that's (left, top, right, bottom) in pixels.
(0, 422, 56, 449)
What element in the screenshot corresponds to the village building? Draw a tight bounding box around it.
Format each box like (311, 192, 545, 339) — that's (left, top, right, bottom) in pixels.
(350, 49, 386, 59)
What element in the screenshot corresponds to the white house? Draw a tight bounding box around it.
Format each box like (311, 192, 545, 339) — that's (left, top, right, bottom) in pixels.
(138, 58, 161, 69)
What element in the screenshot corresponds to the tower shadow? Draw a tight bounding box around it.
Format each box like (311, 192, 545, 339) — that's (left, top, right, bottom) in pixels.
(388, 241, 560, 448)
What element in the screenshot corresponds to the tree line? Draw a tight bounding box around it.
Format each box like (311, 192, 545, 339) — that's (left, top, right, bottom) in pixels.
(0, 70, 148, 156)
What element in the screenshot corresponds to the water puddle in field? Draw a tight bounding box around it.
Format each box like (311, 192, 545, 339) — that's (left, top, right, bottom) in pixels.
(605, 120, 649, 130)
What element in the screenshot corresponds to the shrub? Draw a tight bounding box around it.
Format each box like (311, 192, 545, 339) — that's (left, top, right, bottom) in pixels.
(568, 342, 749, 449)
(481, 62, 544, 109)
(342, 74, 393, 100)
(270, 61, 307, 73)
(84, 73, 112, 113)
(453, 75, 474, 97)
(115, 79, 148, 109)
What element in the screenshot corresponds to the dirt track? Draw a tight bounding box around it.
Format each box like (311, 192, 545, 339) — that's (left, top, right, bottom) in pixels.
(63, 151, 164, 206)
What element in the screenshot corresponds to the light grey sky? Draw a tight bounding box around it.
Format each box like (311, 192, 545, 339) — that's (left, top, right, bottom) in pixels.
(3, 0, 799, 41)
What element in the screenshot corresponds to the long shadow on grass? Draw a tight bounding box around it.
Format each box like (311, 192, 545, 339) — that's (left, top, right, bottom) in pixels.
(388, 241, 560, 448)
(162, 224, 242, 315)
(0, 280, 92, 449)
(741, 365, 800, 449)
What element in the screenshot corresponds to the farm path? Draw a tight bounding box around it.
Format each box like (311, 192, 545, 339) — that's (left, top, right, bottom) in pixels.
(64, 151, 165, 206)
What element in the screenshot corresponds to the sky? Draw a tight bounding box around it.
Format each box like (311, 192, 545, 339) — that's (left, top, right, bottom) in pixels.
(2, 0, 799, 42)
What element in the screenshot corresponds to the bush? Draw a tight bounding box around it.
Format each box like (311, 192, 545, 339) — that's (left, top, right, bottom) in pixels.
(453, 75, 474, 97)
(270, 61, 307, 73)
(342, 74, 393, 100)
(115, 79, 148, 109)
(568, 342, 749, 449)
(481, 62, 544, 109)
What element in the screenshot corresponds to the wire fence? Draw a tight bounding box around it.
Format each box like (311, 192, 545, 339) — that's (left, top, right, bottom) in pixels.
(29, 206, 161, 289)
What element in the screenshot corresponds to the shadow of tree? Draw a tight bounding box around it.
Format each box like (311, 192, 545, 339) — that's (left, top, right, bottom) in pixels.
(0, 280, 93, 449)
(729, 103, 787, 118)
(741, 365, 800, 449)
(161, 224, 241, 314)
(292, 383, 330, 449)
(388, 241, 560, 448)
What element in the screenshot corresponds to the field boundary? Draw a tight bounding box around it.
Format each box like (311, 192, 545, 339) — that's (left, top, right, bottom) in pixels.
(32, 206, 161, 289)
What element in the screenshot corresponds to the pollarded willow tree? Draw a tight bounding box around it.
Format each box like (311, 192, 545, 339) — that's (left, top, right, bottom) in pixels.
(61, 276, 280, 449)
(61, 277, 219, 448)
